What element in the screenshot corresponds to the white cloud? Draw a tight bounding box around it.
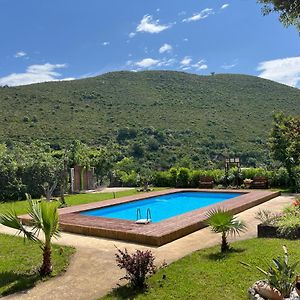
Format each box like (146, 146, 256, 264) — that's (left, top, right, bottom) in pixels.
(159, 43, 172, 54)
(129, 32, 136, 38)
(102, 41, 110, 46)
(183, 38, 189, 42)
(221, 4, 229, 9)
(14, 51, 27, 58)
(136, 15, 171, 34)
(127, 57, 176, 70)
(135, 58, 160, 68)
(192, 60, 208, 70)
(180, 56, 192, 66)
(222, 63, 237, 70)
(257, 56, 300, 87)
(0, 63, 74, 86)
(182, 8, 214, 23)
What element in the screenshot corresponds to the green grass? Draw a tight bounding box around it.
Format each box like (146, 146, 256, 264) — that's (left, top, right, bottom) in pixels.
(104, 238, 300, 300)
(0, 188, 166, 216)
(0, 233, 75, 296)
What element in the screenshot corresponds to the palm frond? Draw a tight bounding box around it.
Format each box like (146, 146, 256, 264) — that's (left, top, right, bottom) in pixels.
(206, 208, 246, 236)
(28, 199, 43, 229)
(0, 209, 38, 242)
(40, 201, 60, 240)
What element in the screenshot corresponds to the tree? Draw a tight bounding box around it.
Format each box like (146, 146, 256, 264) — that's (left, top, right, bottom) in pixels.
(257, 0, 300, 31)
(69, 140, 91, 190)
(90, 148, 114, 186)
(206, 208, 246, 252)
(270, 113, 300, 191)
(0, 197, 60, 276)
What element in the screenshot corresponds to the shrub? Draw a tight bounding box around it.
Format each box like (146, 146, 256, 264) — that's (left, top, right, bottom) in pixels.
(268, 167, 289, 188)
(255, 209, 278, 226)
(177, 168, 190, 187)
(241, 167, 269, 180)
(169, 168, 178, 187)
(277, 214, 300, 239)
(22, 116, 29, 122)
(152, 171, 171, 187)
(115, 248, 156, 288)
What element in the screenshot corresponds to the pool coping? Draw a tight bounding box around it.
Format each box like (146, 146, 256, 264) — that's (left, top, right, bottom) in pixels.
(19, 189, 280, 246)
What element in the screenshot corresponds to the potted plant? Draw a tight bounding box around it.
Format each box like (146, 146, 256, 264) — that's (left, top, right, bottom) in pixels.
(243, 178, 253, 189)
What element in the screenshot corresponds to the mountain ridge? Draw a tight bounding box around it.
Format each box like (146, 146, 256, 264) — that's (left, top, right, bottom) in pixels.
(0, 70, 299, 166)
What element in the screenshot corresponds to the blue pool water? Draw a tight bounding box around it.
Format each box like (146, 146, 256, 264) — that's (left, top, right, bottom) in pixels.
(80, 191, 243, 223)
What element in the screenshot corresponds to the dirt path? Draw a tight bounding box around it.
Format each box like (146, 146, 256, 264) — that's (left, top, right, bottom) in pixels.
(1, 194, 295, 300)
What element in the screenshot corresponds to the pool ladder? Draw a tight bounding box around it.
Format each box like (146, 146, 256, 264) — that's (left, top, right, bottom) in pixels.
(136, 208, 152, 222)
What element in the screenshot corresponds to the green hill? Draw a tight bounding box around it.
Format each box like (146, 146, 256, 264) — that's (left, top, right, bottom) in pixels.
(0, 71, 299, 167)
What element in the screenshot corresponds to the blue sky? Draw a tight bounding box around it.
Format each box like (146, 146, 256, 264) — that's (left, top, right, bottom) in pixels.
(0, 0, 300, 87)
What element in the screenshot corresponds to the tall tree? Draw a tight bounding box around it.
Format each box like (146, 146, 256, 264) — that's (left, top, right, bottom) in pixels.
(257, 0, 300, 31)
(270, 112, 300, 191)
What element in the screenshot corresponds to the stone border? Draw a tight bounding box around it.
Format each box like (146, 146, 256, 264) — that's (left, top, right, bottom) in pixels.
(20, 189, 280, 246)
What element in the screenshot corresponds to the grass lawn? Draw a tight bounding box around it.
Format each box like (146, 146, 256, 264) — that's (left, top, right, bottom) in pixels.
(0, 188, 166, 216)
(0, 233, 75, 297)
(104, 238, 300, 300)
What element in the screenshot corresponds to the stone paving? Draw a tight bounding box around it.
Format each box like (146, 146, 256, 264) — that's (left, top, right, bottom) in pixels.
(1, 194, 295, 300)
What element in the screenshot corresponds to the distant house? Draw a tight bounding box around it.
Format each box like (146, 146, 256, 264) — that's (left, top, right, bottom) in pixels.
(70, 165, 96, 193)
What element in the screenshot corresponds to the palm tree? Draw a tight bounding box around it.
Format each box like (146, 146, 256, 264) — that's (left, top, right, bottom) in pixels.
(0, 197, 60, 276)
(206, 208, 246, 252)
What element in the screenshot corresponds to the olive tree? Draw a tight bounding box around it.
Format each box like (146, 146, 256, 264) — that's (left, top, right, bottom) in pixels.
(257, 0, 300, 31)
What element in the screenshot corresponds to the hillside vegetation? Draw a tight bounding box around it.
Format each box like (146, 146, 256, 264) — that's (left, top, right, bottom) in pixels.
(0, 71, 299, 167)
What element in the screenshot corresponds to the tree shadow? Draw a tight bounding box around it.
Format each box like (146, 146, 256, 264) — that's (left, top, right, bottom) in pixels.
(0, 271, 40, 296)
(107, 284, 148, 299)
(206, 247, 246, 261)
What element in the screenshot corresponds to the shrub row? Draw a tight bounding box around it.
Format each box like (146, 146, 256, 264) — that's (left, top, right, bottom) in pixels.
(152, 167, 290, 188)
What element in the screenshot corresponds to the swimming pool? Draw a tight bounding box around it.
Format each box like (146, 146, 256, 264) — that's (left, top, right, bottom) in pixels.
(80, 191, 242, 222)
(33, 189, 279, 246)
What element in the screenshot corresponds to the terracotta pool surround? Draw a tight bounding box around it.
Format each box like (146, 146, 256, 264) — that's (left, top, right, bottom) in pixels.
(19, 189, 280, 246)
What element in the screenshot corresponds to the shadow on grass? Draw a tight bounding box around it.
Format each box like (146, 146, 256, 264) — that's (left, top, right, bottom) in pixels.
(0, 271, 40, 296)
(108, 284, 148, 300)
(206, 247, 246, 261)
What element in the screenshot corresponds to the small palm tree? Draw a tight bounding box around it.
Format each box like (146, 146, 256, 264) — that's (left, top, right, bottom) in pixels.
(0, 197, 60, 276)
(206, 208, 246, 252)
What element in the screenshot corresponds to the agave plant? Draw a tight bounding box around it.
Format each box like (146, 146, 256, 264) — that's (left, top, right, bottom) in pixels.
(0, 197, 60, 276)
(256, 246, 298, 297)
(206, 208, 246, 252)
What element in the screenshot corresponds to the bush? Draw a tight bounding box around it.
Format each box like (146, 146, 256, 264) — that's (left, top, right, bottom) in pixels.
(177, 168, 190, 187)
(268, 167, 289, 188)
(115, 248, 156, 288)
(152, 171, 172, 187)
(241, 167, 269, 179)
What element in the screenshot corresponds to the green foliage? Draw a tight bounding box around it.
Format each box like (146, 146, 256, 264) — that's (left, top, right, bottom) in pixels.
(255, 209, 278, 226)
(0, 233, 74, 297)
(0, 199, 60, 276)
(256, 246, 298, 297)
(104, 239, 300, 300)
(0, 142, 63, 200)
(176, 168, 190, 187)
(258, 0, 300, 31)
(206, 208, 246, 252)
(0, 72, 300, 169)
(270, 113, 300, 192)
(277, 213, 300, 239)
